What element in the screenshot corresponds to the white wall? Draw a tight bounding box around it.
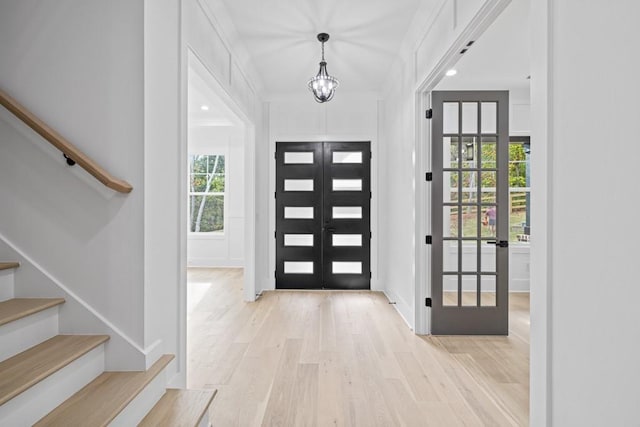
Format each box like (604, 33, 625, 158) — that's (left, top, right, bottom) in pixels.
(0, 1, 146, 363)
(380, 0, 496, 328)
(179, 0, 262, 384)
(0, 0, 263, 376)
(188, 126, 245, 267)
(531, 1, 640, 424)
(264, 93, 380, 292)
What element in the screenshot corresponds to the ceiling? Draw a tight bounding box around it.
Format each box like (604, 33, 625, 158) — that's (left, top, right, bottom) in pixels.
(188, 61, 240, 127)
(436, 0, 530, 91)
(216, 0, 438, 97)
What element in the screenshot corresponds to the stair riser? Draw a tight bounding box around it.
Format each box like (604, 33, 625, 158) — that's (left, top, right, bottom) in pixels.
(0, 307, 59, 361)
(0, 344, 105, 426)
(0, 270, 14, 302)
(109, 367, 168, 427)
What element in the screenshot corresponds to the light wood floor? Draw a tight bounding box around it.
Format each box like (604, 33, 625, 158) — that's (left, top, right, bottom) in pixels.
(187, 268, 529, 426)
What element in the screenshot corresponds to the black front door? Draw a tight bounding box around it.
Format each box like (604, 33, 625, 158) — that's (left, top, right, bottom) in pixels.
(275, 141, 371, 289)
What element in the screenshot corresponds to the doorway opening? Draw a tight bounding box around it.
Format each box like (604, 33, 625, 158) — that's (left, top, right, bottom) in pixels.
(184, 51, 256, 389)
(414, 0, 533, 417)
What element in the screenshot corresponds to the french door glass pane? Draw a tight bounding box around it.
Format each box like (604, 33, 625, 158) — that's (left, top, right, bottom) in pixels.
(481, 102, 497, 134)
(443, 275, 458, 307)
(481, 137, 497, 169)
(461, 207, 479, 238)
(444, 171, 459, 202)
(443, 207, 458, 238)
(443, 241, 459, 273)
(462, 102, 478, 134)
(443, 103, 459, 134)
(481, 276, 497, 307)
(462, 244, 477, 272)
(480, 171, 497, 204)
(444, 137, 459, 168)
(481, 207, 497, 238)
(481, 245, 497, 273)
(461, 276, 478, 306)
(461, 137, 478, 169)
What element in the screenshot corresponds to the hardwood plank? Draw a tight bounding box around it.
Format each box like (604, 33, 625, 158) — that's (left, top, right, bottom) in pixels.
(139, 389, 216, 427)
(186, 268, 530, 426)
(35, 354, 174, 426)
(0, 335, 109, 406)
(0, 262, 19, 271)
(0, 298, 65, 327)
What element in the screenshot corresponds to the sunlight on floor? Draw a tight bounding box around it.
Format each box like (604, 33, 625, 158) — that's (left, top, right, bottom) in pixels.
(187, 281, 211, 312)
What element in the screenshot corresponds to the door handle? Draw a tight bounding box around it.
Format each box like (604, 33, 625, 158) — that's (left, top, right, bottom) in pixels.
(324, 226, 336, 232)
(486, 240, 509, 248)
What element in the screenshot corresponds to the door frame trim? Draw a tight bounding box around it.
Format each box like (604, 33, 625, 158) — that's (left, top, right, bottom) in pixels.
(414, 0, 551, 423)
(413, 0, 512, 335)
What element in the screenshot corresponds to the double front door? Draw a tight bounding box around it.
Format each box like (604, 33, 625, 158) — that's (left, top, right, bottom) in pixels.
(275, 141, 371, 289)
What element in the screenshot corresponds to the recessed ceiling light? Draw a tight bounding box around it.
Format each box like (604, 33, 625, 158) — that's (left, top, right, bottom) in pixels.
(446, 69, 457, 77)
(200, 105, 210, 111)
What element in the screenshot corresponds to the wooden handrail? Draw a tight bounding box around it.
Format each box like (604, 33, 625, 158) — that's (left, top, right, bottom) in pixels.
(0, 88, 133, 193)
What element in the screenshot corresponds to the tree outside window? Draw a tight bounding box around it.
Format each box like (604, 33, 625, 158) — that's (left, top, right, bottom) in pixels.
(189, 154, 225, 233)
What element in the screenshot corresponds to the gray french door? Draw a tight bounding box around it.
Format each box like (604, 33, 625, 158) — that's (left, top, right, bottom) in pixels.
(276, 141, 371, 290)
(431, 91, 509, 335)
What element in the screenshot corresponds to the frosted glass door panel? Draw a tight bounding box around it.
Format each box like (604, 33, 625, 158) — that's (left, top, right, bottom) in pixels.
(332, 262, 362, 274)
(284, 234, 314, 246)
(284, 262, 314, 274)
(284, 152, 314, 164)
(284, 179, 314, 192)
(333, 152, 362, 163)
(333, 179, 362, 191)
(332, 206, 362, 219)
(284, 207, 314, 219)
(332, 234, 362, 246)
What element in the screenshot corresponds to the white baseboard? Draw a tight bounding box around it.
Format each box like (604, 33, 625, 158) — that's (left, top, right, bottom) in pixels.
(382, 288, 414, 330)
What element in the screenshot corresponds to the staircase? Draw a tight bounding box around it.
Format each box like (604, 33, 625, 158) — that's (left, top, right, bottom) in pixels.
(0, 262, 215, 426)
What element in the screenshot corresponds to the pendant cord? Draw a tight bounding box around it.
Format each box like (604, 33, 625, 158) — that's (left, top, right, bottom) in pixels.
(321, 42, 325, 61)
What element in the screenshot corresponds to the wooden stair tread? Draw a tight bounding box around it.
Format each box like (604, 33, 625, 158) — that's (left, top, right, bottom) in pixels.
(0, 334, 109, 406)
(0, 262, 20, 271)
(0, 298, 65, 327)
(139, 389, 217, 427)
(35, 354, 175, 426)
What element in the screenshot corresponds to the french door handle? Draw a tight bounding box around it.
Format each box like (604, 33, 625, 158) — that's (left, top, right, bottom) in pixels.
(324, 226, 336, 232)
(487, 240, 509, 248)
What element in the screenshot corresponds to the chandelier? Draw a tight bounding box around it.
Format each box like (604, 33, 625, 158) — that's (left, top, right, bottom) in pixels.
(307, 33, 339, 103)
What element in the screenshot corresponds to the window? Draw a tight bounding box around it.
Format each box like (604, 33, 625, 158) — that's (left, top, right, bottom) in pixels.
(508, 137, 530, 243)
(188, 154, 225, 233)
